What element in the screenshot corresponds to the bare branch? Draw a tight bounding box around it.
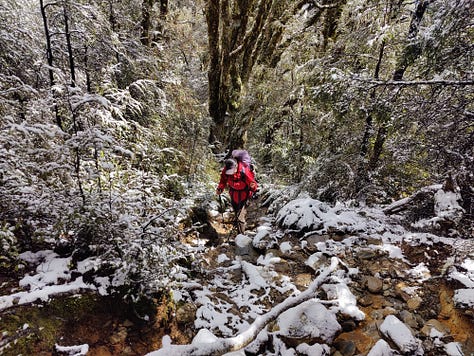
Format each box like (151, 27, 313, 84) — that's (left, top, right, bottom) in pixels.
(356, 78, 474, 88)
(313, 0, 342, 10)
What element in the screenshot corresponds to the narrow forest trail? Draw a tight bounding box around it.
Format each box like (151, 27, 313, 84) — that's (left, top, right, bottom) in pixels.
(1, 196, 474, 356)
(167, 196, 474, 356)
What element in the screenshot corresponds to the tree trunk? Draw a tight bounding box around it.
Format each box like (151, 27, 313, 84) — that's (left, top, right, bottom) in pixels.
(354, 40, 385, 193)
(40, 0, 63, 130)
(141, 0, 154, 46)
(84, 45, 91, 93)
(63, 0, 76, 87)
(160, 0, 168, 16)
(206, 0, 222, 144)
(369, 0, 432, 170)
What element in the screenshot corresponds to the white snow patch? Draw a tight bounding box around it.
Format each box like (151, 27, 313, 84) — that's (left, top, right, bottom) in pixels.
(409, 263, 431, 281)
(380, 315, 424, 355)
(280, 241, 292, 254)
(296, 342, 330, 356)
(367, 339, 396, 356)
(55, 343, 89, 356)
(322, 283, 365, 321)
(453, 289, 474, 308)
(444, 342, 464, 356)
(277, 300, 341, 343)
(235, 234, 252, 248)
(217, 254, 230, 264)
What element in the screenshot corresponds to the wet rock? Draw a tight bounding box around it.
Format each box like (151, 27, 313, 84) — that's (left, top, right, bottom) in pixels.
(341, 319, 357, 332)
(366, 276, 383, 294)
(334, 339, 356, 356)
(334, 329, 378, 356)
(176, 303, 197, 325)
(399, 310, 419, 329)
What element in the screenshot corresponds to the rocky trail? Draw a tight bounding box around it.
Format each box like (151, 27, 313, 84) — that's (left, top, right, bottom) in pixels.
(177, 197, 474, 356)
(1, 194, 474, 356)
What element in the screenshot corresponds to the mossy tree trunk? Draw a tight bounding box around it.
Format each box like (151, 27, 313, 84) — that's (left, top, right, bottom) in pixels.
(141, 0, 155, 46)
(368, 0, 433, 171)
(206, 0, 284, 151)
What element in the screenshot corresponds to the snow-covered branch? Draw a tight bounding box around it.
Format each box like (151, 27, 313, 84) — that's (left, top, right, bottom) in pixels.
(358, 78, 474, 88)
(146, 257, 340, 356)
(313, 0, 343, 9)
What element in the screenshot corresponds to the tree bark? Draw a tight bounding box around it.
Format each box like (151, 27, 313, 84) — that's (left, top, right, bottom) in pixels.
(369, 0, 433, 171)
(141, 0, 154, 46)
(40, 0, 63, 130)
(206, 0, 222, 144)
(63, 0, 76, 87)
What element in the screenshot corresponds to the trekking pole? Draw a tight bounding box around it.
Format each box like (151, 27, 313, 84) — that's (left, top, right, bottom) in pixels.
(218, 193, 225, 223)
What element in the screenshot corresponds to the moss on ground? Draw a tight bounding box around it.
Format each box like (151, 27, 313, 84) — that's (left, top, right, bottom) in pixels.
(0, 294, 101, 356)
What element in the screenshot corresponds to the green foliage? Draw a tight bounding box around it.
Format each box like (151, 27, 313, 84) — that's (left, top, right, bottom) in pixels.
(0, 223, 18, 273)
(0, 0, 210, 304)
(245, 0, 474, 203)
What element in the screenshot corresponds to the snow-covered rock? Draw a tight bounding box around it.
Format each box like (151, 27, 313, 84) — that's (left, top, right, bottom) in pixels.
(379, 315, 424, 355)
(277, 300, 341, 344)
(276, 198, 369, 235)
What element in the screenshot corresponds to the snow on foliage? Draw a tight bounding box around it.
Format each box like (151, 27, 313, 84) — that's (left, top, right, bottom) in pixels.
(434, 189, 464, 222)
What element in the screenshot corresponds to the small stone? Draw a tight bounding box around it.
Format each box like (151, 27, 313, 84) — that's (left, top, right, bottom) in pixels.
(176, 303, 197, 324)
(341, 320, 357, 332)
(295, 273, 312, 289)
(358, 295, 373, 307)
(400, 310, 419, 329)
(370, 309, 384, 320)
(358, 250, 377, 260)
(407, 296, 422, 310)
(420, 319, 450, 337)
(334, 339, 356, 356)
(366, 276, 383, 294)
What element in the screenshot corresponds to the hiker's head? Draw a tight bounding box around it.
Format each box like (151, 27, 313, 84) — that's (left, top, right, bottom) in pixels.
(224, 158, 238, 175)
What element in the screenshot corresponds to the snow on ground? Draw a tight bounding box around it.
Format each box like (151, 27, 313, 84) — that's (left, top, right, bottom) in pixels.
(2, 190, 472, 355)
(0, 251, 99, 311)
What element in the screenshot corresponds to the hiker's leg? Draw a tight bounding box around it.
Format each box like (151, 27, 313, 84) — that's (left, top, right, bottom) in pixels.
(236, 203, 247, 234)
(230, 200, 240, 232)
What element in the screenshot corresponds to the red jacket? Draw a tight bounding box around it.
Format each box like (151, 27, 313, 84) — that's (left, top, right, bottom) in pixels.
(217, 162, 257, 205)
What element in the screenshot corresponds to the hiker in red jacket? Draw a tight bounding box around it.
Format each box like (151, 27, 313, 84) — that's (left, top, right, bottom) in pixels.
(216, 158, 258, 234)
